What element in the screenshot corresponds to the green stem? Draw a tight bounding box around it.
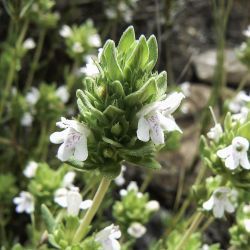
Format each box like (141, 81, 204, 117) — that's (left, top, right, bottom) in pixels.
(140, 170, 153, 192)
(0, 20, 29, 120)
(25, 29, 46, 90)
(73, 177, 111, 243)
(175, 212, 203, 250)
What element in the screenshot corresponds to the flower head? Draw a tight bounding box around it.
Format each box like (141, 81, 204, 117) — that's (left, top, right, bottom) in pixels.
(203, 187, 235, 218)
(127, 222, 146, 238)
(56, 85, 69, 104)
(146, 200, 160, 212)
(26, 87, 40, 106)
(217, 136, 250, 170)
(95, 224, 121, 250)
(114, 165, 126, 186)
(13, 191, 34, 214)
(228, 91, 250, 113)
(61, 171, 76, 188)
(23, 161, 39, 178)
(54, 186, 92, 216)
(80, 56, 99, 76)
(88, 34, 101, 47)
(119, 181, 143, 198)
(136, 92, 184, 145)
(21, 112, 33, 127)
(244, 219, 250, 232)
(243, 25, 250, 38)
(59, 25, 72, 38)
(232, 107, 249, 124)
(72, 42, 84, 53)
(207, 123, 223, 142)
(50, 117, 90, 162)
(23, 38, 36, 50)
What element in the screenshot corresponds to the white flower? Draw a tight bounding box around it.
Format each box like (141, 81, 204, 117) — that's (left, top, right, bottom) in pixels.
(244, 219, 250, 232)
(207, 123, 223, 142)
(243, 25, 250, 38)
(228, 91, 250, 113)
(72, 42, 84, 53)
(180, 82, 191, 97)
(56, 85, 70, 103)
(21, 112, 33, 127)
(95, 224, 121, 250)
(88, 34, 101, 47)
(119, 181, 143, 198)
(23, 161, 39, 178)
(26, 87, 40, 105)
(105, 8, 117, 19)
(50, 117, 90, 162)
(54, 187, 92, 216)
(203, 187, 235, 218)
(80, 56, 99, 76)
(13, 191, 34, 214)
(243, 204, 250, 213)
(232, 107, 249, 124)
(136, 92, 185, 145)
(62, 171, 76, 188)
(145, 200, 160, 212)
(114, 165, 126, 186)
(201, 244, 210, 250)
(59, 25, 72, 38)
(127, 222, 146, 238)
(23, 38, 36, 50)
(217, 136, 250, 170)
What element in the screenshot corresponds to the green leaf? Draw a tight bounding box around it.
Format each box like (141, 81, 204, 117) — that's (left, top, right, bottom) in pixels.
(238, 121, 250, 140)
(118, 26, 135, 54)
(224, 112, 232, 132)
(103, 105, 124, 119)
(147, 35, 158, 70)
(41, 204, 56, 233)
(102, 136, 123, 147)
(110, 80, 125, 96)
(139, 158, 162, 169)
(103, 40, 123, 81)
(124, 35, 149, 75)
(125, 78, 157, 105)
(156, 71, 167, 96)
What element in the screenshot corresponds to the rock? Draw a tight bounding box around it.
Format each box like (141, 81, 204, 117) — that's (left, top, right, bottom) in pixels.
(193, 49, 250, 85)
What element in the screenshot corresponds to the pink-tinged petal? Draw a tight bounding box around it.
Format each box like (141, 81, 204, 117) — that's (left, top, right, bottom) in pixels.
(157, 92, 185, 114)
(158, 113, 182, 133)
(224, 200, 235, 213)
(225, 154, 238, 170)
(74, 136, 88, 161)
(50, 130, 67, 144)
(57, 143, 74, 161)
(80, 199, 93, 210)
(213, 203, 224, 218)
(240, 153, 250, 169)
(137, 117, 150, 142)
(147, 114, 164, 144)
(203, 197, 214, 211)
(217, 146, 232, 159)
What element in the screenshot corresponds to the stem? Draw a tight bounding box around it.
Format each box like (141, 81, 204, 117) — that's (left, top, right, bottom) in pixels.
(73, 177, 111, 243)
(25, 29, 46, 90)
(175, 212, 203, 250)
(0, 20, 29, 120)
(140, 170, 153, 192)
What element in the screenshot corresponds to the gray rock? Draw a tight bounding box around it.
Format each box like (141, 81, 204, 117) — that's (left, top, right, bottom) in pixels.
(193, 49, 250, 84)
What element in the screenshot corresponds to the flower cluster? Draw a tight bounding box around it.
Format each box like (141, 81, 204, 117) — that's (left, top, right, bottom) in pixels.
(51, 26, 184, 178)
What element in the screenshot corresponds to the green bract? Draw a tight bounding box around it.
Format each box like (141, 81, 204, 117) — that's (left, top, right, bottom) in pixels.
(74, 26, 169, 177)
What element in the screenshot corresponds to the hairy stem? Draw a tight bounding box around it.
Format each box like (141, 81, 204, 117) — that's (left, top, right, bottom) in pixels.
(73, 177, 111, 243)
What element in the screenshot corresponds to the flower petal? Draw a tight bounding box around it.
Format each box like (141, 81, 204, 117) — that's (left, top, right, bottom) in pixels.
(147, 114, 164, 144)
(137, 117, 150, 142)
(225, 154, 238, 170)
(57, 143, 74, 161)
(158, 113, 182, 133)
(240, 153, 250, 169)
(80, 199, 93, 210)
(203, 197, 214, 211)
(217, 146, 232, 159)
(50, 130, 67, 144)
(224, 200, 235, 213)
(213, 203, 224, 218)
(73, 136, 88, 161)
